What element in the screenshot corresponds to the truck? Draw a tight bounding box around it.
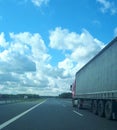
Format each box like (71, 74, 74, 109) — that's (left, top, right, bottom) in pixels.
(71, 37, 117, 120)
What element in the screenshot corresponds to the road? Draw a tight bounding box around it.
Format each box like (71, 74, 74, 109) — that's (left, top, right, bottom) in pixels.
(0, 98, 117, 130)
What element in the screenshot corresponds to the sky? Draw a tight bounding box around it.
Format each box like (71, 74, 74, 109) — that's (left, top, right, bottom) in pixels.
(0, 0, 117, 96)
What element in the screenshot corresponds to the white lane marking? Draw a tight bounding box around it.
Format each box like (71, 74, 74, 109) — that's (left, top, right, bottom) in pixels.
(0, 100, 46, 130)
(73, 110, 83, 117)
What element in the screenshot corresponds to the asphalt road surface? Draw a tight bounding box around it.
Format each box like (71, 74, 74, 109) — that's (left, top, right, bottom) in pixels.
(0, 98, 117, 130)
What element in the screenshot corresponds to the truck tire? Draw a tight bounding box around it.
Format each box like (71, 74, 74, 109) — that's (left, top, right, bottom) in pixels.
(105, 101, 112, 120)
(92, 100, 98, 114)
(97, 100, 104, 117)
(72, 99, 78, 107)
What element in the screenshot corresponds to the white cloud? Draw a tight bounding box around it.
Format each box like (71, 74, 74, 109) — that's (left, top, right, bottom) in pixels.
(58, 58, 73, 77)
(114, 27, 117, 36)
(0, 31, 71, 96)
(0, 32, 49, 73)
(0, 29, 105, 96)
(49, 27, 105, 78)
(9, 32, 49, 63)
(97, 0, 117, 15)
(0, 32, 9, 48)
(49, 27, 79, 50)
(0, 32, 53, 95)
(31, 0, 49, 7)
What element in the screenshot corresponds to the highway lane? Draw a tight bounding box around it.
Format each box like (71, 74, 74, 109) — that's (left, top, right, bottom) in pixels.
(0, 98, 117, 130)
(0, 100, 44, 125)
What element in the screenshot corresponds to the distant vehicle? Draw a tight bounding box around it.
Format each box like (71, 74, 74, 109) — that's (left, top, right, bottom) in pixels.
(71, 37, 117, 120)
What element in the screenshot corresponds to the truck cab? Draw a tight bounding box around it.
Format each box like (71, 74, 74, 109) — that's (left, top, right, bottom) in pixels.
(70, 80, 78, 107)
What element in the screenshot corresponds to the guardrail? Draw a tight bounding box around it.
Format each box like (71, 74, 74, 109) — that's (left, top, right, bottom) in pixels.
(0, 99, 23, 105)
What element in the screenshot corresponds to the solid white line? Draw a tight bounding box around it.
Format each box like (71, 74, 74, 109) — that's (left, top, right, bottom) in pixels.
(0, 100, 46, 130)
(73, 110, 83, 117)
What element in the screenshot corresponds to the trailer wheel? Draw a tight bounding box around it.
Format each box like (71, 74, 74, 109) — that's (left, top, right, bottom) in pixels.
(105, 101, 112, 120)
(72, 99, 78, 107)
(98, 100, 104, 117)
(92, 100, 98, 114)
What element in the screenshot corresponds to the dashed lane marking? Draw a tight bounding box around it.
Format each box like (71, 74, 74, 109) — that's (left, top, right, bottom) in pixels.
(73, 110, 83, 117)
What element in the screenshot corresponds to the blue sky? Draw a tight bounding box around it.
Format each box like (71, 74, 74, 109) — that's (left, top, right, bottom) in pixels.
(0, 0, 117, 96)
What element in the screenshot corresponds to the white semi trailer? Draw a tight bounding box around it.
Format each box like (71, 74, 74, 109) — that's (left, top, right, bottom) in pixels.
(71, 37, 117, 120)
